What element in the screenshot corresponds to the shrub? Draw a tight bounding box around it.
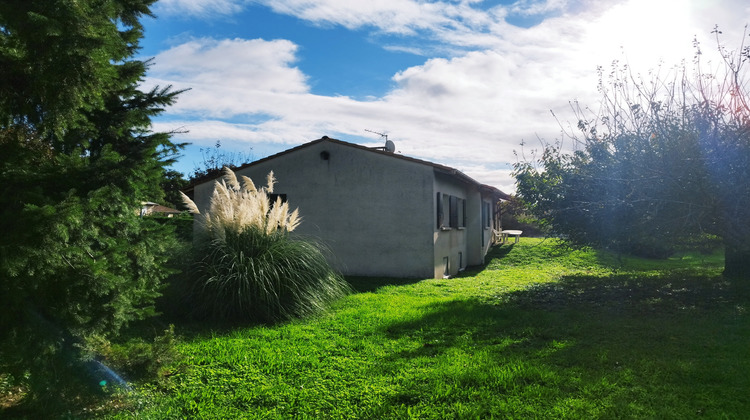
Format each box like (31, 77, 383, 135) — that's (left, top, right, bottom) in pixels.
(499, 196, 545, 237)
(181, 168, 350, 321)
(83, 325, 182, 383)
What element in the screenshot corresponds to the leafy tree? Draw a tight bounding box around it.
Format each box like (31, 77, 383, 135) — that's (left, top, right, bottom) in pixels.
(0, 0, 183, 406)
(499, 195, 544, 237)
(514, 28, 749, 276)
(190, 140, 254, 183)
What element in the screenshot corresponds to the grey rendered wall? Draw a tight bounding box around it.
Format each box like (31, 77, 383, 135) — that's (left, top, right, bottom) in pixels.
(432, 172, 471, 278)
(195, 140, 437, 278)
(433, 174, 498, 278)
(467, 193, 497, 268)
(465, 189, 485, 267)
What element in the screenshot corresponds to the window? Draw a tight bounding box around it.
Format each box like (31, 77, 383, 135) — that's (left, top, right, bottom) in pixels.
(444, 194, 451, 227)
(436, 192, 444, 229)
(437, 193, 466, 229)
(449, 195, 458, 228)
(458, 198, 466, 228)
(482, 201, 491, 228)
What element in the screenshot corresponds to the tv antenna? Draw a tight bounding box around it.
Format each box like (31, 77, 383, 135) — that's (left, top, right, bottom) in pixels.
(365, 129, 388, 141)
(365, 129, 396, 153)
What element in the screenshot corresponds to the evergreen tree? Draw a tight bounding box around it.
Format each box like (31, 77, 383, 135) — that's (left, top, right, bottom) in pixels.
(0, 0, 183, 405)
(162, 169, 190, 209)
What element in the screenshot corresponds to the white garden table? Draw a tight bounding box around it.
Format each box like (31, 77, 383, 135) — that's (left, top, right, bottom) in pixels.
(500, 230, 523, 244)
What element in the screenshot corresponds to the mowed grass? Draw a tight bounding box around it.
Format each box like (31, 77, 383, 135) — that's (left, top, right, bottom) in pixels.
(102, 238, 749, 419)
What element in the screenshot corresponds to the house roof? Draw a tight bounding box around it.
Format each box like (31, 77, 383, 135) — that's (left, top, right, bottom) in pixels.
(187, 136, 510, 200)
(142, 202, 182, 214)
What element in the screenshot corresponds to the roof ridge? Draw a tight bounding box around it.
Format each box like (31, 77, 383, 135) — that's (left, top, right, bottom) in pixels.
(187, 136, 509, 199)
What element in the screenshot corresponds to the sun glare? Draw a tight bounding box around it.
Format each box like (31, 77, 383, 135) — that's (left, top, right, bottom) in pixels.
(587, 0, 696, 69)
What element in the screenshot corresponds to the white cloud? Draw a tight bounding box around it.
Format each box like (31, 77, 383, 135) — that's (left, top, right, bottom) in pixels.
(148, 38, 307, 93)
(257, 0, 483, 35)
(147, 0, 750, 192)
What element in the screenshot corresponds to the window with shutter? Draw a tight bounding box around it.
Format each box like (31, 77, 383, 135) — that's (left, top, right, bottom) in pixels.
(482, 201, 489, 228)
(449, 195, 458, 228)
(436, 192, 443, 229)
(458, 198, 466, 228)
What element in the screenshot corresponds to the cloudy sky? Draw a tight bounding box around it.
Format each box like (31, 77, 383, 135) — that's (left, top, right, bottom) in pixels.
(141, 0, 749, 192)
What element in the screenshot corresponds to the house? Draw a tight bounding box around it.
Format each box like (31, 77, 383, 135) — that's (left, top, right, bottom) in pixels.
(140, 202, 182, 217)
(189, 136, 509, 278)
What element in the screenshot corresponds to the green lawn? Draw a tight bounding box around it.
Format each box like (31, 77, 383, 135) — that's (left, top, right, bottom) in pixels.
(98, 239, 749, 418)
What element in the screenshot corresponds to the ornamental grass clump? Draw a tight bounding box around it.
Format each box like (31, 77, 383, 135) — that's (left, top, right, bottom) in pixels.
(181, 168, 350, 321)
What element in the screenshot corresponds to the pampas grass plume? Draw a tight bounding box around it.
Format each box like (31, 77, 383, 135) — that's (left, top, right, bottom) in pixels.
(181, 168, 301, 242)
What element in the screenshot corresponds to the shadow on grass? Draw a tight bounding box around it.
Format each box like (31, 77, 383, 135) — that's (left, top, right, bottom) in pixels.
(378, 271, 750, 417)
(346, 276, 425, 293)
(508, 272, 750, 311)
(384, 270, 750, 351)
(153, 277, 426, 339)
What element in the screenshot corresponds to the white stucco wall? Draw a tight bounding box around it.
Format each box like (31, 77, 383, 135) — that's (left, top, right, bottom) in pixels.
(193, 139, 437, 278)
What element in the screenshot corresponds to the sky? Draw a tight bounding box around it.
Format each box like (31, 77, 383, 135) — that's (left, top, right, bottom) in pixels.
(140, 0, 750, 193)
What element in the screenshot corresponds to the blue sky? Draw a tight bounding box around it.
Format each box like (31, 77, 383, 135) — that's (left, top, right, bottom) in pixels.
(140, 0, 749, 192)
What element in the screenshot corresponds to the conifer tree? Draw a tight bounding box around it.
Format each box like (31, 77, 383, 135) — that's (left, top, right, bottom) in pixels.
(0, 0, 183, 403)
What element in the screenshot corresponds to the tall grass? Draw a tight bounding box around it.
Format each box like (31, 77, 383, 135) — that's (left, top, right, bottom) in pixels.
(181, 168, 349, 321)
(182, 169, 300, 240)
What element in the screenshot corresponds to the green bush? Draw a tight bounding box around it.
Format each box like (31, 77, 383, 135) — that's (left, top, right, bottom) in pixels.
(151, 213, 194, 242)
(500, 196, 545, 237)
(83, 325, 182, 383)
(182, 168, 350, 322)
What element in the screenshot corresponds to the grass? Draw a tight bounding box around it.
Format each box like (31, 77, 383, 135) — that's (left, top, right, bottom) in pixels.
(7, 238, 750, 418)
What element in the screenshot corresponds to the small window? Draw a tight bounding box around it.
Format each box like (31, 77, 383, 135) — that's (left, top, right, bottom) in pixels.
(458, 198, 466, 228)
(438, 192, 453, 230)
(436, 192, 444, 229)
(438, 193, 466, 229)
(482, 201, 490, 228)
(449, 195, 458, 228)
(443, 194, 451, 226)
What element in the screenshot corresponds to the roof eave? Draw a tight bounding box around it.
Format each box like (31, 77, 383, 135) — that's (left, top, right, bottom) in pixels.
(183, 136, 511, 200)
